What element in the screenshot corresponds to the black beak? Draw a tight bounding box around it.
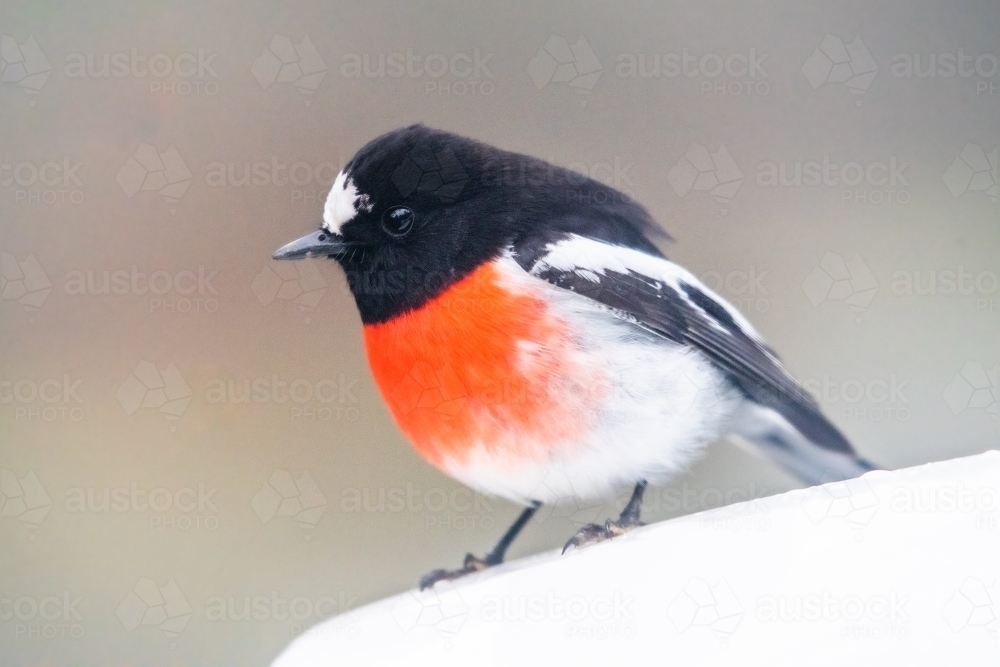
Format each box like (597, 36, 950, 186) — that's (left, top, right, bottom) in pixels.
(272, 230, 352, 260)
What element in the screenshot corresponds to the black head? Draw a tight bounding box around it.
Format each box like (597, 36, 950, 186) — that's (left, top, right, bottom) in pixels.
(273, 125, 665, 324)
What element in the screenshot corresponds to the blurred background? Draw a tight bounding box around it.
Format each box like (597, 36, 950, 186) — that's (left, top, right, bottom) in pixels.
(1, 1, 997, 664)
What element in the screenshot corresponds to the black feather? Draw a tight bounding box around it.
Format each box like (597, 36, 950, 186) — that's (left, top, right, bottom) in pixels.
(516, 235, 860, 459)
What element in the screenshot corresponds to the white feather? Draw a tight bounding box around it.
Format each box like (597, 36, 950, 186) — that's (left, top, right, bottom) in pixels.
(323, 170, 371, 235)
(532, 234, 767, 345)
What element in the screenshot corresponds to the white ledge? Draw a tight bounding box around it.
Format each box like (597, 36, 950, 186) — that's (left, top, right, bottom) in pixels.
(273, 452, 1000, 666)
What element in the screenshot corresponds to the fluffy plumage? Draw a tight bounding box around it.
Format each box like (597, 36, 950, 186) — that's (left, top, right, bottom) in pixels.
(276, 124, 874, 501)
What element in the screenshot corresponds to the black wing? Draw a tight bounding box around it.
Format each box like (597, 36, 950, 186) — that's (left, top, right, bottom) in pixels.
(513, 233, 858, 458)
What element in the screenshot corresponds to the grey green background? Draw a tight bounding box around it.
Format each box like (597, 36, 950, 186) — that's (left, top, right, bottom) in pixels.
(1, 1, 997, 665)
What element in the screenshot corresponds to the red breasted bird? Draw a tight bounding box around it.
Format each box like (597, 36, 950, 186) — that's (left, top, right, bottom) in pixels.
(274, 125, 875, 588)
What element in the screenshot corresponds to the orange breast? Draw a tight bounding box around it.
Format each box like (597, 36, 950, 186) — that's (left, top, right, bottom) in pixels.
(363, 260, 599, 468)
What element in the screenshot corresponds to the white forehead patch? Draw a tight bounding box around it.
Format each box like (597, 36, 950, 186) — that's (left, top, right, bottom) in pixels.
(323, 170, 372, 234)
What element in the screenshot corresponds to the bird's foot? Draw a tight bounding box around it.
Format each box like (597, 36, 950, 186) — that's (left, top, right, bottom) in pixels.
(562, 517, 644, 553)
(419, 552, 498, 590)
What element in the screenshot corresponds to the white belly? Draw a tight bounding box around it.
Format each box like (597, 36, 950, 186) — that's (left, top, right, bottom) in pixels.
(442, 259, 743, 504)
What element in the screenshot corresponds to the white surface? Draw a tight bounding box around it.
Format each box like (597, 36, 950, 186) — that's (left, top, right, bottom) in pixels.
(273, 453, 1000, 666)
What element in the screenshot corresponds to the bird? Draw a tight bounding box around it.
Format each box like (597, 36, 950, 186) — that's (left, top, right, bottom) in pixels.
(273, 124, 876, 589)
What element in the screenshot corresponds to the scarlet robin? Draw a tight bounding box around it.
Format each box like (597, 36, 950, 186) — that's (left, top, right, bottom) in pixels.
(274, 125, 875, 589)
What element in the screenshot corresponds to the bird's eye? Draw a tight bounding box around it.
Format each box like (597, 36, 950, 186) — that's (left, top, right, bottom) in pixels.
(381, 206, 415, 237)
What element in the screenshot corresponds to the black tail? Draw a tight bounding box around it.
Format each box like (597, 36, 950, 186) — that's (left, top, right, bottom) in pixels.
(730, 401, 877, 485)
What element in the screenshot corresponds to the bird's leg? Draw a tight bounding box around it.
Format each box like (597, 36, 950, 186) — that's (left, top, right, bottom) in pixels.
(419, 500, 540, 590)
(563, 480, 648, 553)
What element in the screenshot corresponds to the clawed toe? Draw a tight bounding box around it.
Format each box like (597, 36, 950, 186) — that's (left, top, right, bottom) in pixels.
(419, 553, 494, 590)
(562, 522, 610, 553)
(562, 518, 644, 553)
